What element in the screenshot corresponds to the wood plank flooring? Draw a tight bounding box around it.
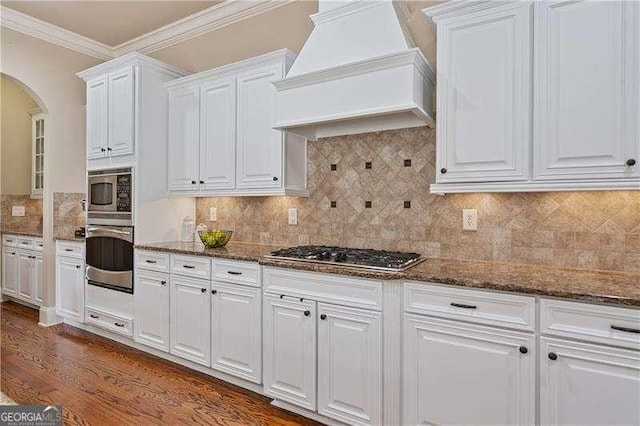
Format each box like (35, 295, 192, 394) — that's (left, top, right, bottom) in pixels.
(0, 301, 319, 426)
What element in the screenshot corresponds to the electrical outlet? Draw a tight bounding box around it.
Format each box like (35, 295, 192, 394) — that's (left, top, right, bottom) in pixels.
(12, 206, 25, 217)
(209, 207, 217, 222)
(288, 208, 298, 225)
(462, 209, 478, 231)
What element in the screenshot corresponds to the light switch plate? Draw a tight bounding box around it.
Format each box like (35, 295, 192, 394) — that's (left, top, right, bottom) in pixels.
(12, 206, 25, 217)
(462, 209, 478, 231)
(209, 207, 217, 222)
(288, 208, 298, 225)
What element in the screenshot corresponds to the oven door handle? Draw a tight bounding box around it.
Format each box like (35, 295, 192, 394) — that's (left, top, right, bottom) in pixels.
(86, 226, 133, 242)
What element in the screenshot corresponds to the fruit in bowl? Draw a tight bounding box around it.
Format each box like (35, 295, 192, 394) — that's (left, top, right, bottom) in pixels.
(199, 230, 232, 248)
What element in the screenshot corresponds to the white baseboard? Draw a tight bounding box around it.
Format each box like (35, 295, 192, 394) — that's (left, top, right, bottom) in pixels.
(38, 306, 62, 327)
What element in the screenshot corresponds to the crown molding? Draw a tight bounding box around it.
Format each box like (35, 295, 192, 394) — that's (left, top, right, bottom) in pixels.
(1, 0, 297, 61)
(0, 5, 114, 60)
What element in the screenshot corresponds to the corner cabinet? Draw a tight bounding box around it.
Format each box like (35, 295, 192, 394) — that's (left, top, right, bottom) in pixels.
(166, 49, 308, 197)
(424, 1, 640, 193)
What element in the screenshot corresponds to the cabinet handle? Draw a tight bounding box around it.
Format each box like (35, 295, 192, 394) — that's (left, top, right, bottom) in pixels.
(320, 314, 327, 321)
(145, 260, 157, 264)
(65, 248, 74, 252)
(611, 325, 640, 334)
(10, 252, 16, 256)
(211, 289, 217, 294)
(75, 265, 81, 269)
(90, 314, 99, 319)
(627, 159, 636, 166)
(182, 265, 195, 269)
(114, 322, 124, 327)
(201, 288, 207, 293)
(272, 176, 279, 181)
(519, 346, 528, 354)
(107, 147, 112, 152)
(199, 180, 204, 184)
(6, 239, 13, 242)
(160, 280, 166, 285)
(22, 242, 29, 245)
(548, 352, 558, 361)
(191, 180, 197, 185)
(227, 271, 242, 276)
(450, 302, 477, 309)
(100, 147, 106, 152)
(440, 168, 447, 174)
(303, 310, 310, 317)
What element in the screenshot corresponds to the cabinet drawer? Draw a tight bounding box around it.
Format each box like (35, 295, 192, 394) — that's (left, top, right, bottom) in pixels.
(2, 235, 19, 247)
(404, 282, 536, 331)
(213, 259, 260, 287)
(171, 254, 211, 280)
(263, 267, 383, 311)
(136, 250, 170, 273)
(17, 238, 35, 250)
(86, 306, 133, 337)
(33, 238, 44, 251)
(56, 241, 84, 259)
(540, 298, 640, 350)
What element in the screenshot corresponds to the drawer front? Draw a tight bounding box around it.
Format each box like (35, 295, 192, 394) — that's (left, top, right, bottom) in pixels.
(17, 238, 35, 250)
(540, 298, 640, 350)
(56, 241, 84, 259)
(33, 238, 44, 251)
(2, 235, 19, 247)
(136, 250, 170, 273)
(85, 306, 133, 337)
(263, 267, 383, 311)
(213, 259, 260, 287)
(171, 254, 211, 280)
(404, 282, 536, 331)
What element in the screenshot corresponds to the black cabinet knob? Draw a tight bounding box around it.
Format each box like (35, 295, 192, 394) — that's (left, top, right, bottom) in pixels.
(100, 147, 106, 152)
(107, 147, 112, 151)
(191, 180, 197, 184)
(199, 180, 205, 184)
(75, 265, 81, 269)
(548, 352, 558, 361)
(160, 280, 166, 285)
(320, 314, 327, 320)
(211, 289, 217, 294)
(627, 159, 636, 166)
(519, 346, 528, 354)
(272, 176, 279, 181)
(201, 288, 207, 293)
(440, 168, 447, 174)
(303, 310, 310, 317)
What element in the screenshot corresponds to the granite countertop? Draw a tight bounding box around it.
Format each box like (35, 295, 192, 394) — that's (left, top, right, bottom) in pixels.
(54, 236, 85, 242)
(136, 241, 640, 307)
(1, 230, 43, 238)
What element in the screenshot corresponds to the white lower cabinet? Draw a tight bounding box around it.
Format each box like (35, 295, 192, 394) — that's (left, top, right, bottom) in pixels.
(2, 235, 43, 306)
(18, 251, 34, 301)
(170, 275, 211, 366)
(540, 338, 640, 426)
(403, 314, 535, 425)
(134, 271, 170, 352)
(2, 247, 19, 297)
(263, 294, 317, 411)
(211, 281, 261, 383)
(317, 303, 382, 425)
(55, 255, 85, 322)
(34, 254, 43, 305)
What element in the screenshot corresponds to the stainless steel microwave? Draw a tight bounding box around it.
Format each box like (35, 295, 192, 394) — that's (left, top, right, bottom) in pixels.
(87, 167, 133, 226)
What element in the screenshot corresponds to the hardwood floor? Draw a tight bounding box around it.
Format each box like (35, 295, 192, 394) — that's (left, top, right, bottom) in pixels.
(0, 301, 319, 426)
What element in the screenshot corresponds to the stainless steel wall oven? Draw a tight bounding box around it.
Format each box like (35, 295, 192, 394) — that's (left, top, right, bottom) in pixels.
(86, 225, 134, 294)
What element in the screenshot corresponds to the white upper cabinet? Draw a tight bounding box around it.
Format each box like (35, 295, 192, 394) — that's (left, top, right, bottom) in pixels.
(424, 0, 640, 193)
(108, 66, 135, 157)
(86, 77, 108, 159)
(434, 2, 531, 184)
(168, 86, 200, 191)
(533, 1, 639, 181)
(236, 64, 283, 189)
(200, 77, 236, 190)
(165, 49, 308, 197)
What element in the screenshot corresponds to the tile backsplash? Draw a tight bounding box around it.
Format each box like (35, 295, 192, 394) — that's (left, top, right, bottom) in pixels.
(53, 192, 86, 240)
(1, 195, 43, 234)
(196, 127, 640, 272)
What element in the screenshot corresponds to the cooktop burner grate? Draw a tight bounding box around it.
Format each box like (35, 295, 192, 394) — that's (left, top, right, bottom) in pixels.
(265, 245, 424, 272)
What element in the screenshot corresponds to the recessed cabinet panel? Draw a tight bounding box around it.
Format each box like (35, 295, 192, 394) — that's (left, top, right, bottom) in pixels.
(135, 271, 170, 352)
(86, 77, 108, 159)
(108, 66, 136, 157)
(534, 1, 639, 180)
(236, 65, 284, 189)
(168, 86, 200, 191)
(200, 78, 236, 190)
(436, 2, 531, 183)
(18, 252, 33, 301)
(170, 276, 210, 366)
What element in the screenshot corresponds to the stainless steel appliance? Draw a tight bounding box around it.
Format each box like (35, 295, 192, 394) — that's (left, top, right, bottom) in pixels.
(86, 225, 134, 294)
(265, 245, 425, 272)
(87, 167, 133, 226)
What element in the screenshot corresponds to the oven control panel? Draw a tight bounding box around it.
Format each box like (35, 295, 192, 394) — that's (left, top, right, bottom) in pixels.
(116, 175, 132, 212)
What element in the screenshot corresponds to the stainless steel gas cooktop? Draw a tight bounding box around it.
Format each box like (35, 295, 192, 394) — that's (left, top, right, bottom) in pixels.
(265, 245, 425, 272)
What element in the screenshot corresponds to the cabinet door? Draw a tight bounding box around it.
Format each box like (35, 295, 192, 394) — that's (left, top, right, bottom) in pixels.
(236, 65, 284, 189)
(540, 337, 640, 426)
(2, 248, 18, 296)
(34, 254, 43, 306)
(436, 2, 531, 183)
(17, 252, 33, 302)
(170, 276, 210, 366)
(200, 77, 236, 190)
(134, 271, 170, 352)
(403, 315, 535, 425)
(534, 1, 639, 180)
(86, 77, 108, 159)
(263, 294, 316, 411)
(168, 86, 200, 191)
(317, 303, 382, 425)
(108, 66, 135, 157)
(55, 256, 85, 322)
(211, 282, 261, 383)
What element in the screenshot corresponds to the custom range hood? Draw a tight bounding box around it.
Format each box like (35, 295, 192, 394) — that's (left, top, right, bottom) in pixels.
(273, 0, 435, 140)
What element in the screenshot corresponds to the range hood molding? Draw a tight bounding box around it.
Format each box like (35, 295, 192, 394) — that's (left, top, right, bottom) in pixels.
(273, 0, 435, 140)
